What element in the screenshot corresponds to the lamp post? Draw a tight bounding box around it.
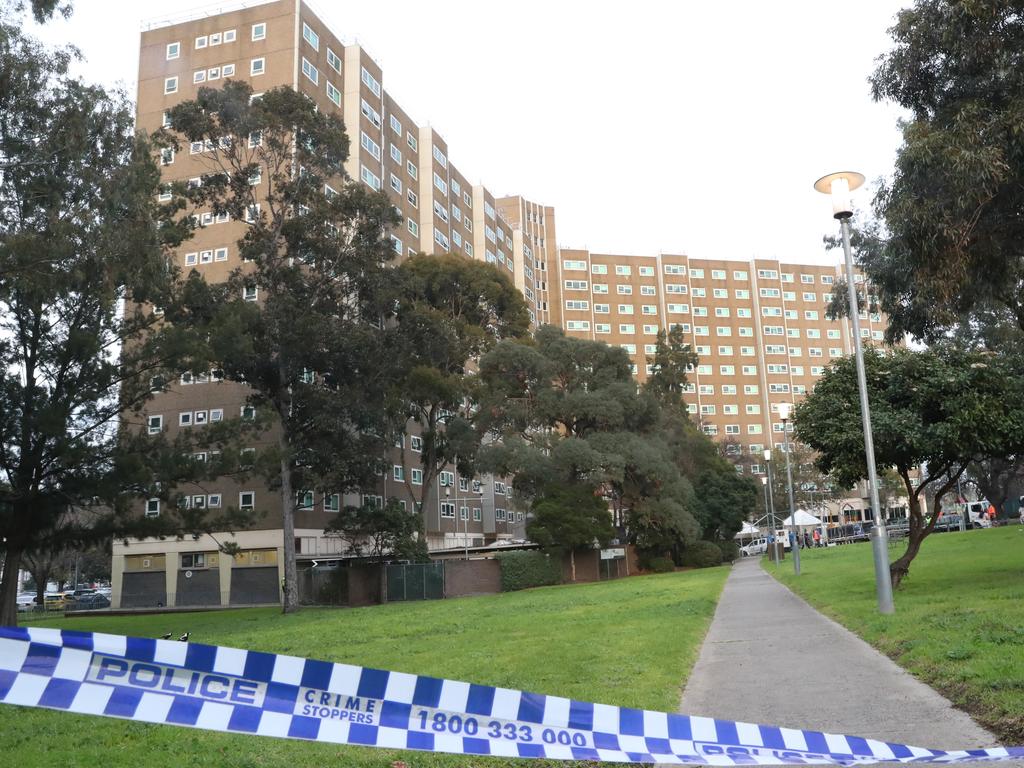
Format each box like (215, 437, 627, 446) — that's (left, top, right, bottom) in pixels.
(763, 450, 780, 566)
(813, 171, 895, 614)
(778, 403, 800, 575)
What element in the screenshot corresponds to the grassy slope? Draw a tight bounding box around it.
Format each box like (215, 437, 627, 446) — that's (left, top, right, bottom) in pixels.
(2, 567, 729, 767)
(771, 526, 1024, 743)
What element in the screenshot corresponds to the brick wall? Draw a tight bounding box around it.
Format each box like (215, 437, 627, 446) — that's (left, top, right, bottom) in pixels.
(444, 559, 501, 597)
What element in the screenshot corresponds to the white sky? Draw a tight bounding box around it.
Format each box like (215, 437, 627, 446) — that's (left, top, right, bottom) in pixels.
(34, 0, 910, 264)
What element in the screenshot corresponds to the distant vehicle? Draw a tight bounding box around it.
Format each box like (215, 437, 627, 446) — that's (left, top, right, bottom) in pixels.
(16, 593, 38, 612)
(961, 501, 993, 529)
(71, 593, 110, 610)
(740, 538, 768, 557)
(43, 593, 66, 610)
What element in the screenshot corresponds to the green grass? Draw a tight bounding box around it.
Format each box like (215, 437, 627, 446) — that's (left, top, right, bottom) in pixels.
(769, 526, 1024, 743)
(1, 568, 729, 767)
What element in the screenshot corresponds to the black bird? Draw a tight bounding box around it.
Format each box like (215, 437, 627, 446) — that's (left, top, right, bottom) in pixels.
(159, 633, 172, 640)
(178, 632, 190, 642)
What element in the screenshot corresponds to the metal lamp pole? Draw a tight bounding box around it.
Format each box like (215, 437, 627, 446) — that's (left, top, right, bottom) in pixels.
(813, 171, 895, 614)
(778, 403, 800, 575)
(763, 450, 780, 566)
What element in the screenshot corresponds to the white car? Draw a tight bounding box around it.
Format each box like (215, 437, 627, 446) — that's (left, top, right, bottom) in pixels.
(16, 593, 39, 612)
(740, 538, 768, 557)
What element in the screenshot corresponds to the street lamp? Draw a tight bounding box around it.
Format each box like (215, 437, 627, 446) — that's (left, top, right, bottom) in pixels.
(777, 402, 800, 576)
(814, 171, 895, 614)
(763, 449, 780, 566)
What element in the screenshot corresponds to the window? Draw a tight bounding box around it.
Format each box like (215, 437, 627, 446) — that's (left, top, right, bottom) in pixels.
(164, 77, 178, 95)
(251, 22, 266, 41)
(440, 502, 455, 519)
(243, 285, 258, 302)
(407, 131, 418, 151)
(209, 32, 222, 46)
(433, 172, 448, 195)
(690, 268, 705, 279)
(616, 285, 633, 295)
(564, 280, 588, 290)
(178, 412, 192, 427)
(302, 22, 319, 50)
(566, 320, 590, 331)
(692, 288, 706, 297)
(195, 35, 207, 49)
(757, 269, 778, 280)
(360, 131, 381, 161)
(224, 29, 236, 43)
(712, 269, 726, 280)
(407, 218, 418, 236)
(411, 468, 423, 485)
(250, 58, 265, 76)
(821, 275, 834, 285)
(147, 415, 163, 435)
(641, 285, 656, 296)
(361, 67, 382, 97)
(618, 304, 634, 314)
(592, 283, 608, 294)
(619, 324, 636, 334)
(667, 303, 689, 314)
(360, 166, 381, 190)
(239, 492, 255, 510)
(563, 259, 587, 271)
(393, 465, 404, 481)
(166, 42, 180, 60)
(664, 264, 686, 275)
(389, 174, 402, 193)
(615, 265, 632, 276)
(591, 264, 608, 274)
(390, 114, 402, 135)
(565, 300, 589, 311)
(666, 284, 687, 294)
(301, 57, 318, 84)
(407, 160, 418, 179)
(326, 81, 341, 106)
(595, 323, 611, 334)
(639, 266, 655, 276)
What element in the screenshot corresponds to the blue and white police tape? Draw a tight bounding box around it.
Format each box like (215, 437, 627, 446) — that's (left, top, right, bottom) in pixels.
(1, 627, 1020, 765)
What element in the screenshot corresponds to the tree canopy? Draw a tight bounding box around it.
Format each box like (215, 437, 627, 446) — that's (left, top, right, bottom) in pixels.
(795, 346, 1024, 585)
(0, 20, 239, 625)
(860, 0, 1024, 342)
(164, 82, 400, 612)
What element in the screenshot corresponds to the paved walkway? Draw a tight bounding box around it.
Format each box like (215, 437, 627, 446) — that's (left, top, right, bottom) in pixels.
(679, 557, 1013, 759)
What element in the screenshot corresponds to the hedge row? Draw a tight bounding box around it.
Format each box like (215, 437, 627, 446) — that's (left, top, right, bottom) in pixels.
(496, 550, 561, 591)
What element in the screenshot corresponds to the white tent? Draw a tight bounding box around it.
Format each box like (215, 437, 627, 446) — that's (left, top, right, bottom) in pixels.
(734, 521, 762, 539)
(781, 509, 823, 527)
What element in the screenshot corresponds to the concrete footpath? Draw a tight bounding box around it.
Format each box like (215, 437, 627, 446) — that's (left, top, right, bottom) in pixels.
(679, 556, 1015, 760)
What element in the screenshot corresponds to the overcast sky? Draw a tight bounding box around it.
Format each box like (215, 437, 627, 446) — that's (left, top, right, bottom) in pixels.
(34, 0, 911, 265)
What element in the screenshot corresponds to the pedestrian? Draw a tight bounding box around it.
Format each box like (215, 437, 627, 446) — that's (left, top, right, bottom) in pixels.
(803, 531, 812, 549)
(987, 504, 997, 524)
(812, 528, 821, 548)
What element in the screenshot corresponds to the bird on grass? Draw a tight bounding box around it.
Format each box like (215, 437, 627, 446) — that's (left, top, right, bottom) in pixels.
(178, 632, 190, 642)
(159, 633, 172, 640)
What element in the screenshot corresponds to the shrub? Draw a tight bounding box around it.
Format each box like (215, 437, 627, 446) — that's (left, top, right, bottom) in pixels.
(679, 540, 724, 569)
(496, 550, 561, 591)
(715, 540, 740, 563)
(647, 556, 675, 573)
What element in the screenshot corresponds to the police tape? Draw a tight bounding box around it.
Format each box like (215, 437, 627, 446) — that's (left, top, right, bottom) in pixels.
(1, 627, 1020, 765)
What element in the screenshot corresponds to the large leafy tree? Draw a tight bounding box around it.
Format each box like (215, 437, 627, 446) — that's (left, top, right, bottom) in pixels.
(795, 346, 1024, 586)
(164, 82, 399, 613)
(387, 254, 531, 517)
(477, 327, 701, 558)
(857, 1, 1024, 342)
(0, 19, 237, 625)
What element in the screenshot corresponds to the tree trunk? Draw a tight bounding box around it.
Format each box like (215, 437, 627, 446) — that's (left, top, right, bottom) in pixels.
(570, 549, 576, 582)
(0, 546, 23, 627)
(889, 529, 924, 589)
(279, 431, 299, 614)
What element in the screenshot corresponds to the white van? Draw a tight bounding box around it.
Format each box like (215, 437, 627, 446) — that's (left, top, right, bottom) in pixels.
(740, 538, 768, 557)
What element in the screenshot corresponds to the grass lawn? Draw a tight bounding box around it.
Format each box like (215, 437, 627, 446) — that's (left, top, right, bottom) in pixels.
(770, 526, 1024, 743)
(1, 567, 729, 767)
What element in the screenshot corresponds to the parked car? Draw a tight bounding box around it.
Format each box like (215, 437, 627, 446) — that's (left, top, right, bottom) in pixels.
(71, 593, 110, 610)
(740, 538, 769, 557)
(43, 593, 66, 610)
(16, 593, 39, 612)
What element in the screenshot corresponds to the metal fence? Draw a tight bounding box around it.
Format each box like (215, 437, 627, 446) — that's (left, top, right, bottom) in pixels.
(386, 562, 444, 602)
